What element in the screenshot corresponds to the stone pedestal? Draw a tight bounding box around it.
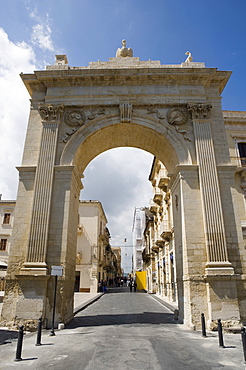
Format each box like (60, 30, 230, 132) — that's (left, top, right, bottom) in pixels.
(1, 276, 49, 329)
(205, 275, 241, 330)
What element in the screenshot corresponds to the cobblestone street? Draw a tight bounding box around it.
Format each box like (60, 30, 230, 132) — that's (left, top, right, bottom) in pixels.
(0, 288, 244, 369)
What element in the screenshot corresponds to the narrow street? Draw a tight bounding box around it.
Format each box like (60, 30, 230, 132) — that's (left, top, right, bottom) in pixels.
(0, 288, 244, 369)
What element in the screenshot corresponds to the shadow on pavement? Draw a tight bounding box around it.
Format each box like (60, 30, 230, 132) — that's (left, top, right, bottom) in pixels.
(0, 329, 18, 345)
(69, 311, 177, 329)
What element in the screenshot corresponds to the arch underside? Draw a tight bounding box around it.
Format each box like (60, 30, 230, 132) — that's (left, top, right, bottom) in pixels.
(60, 115, 193, 175)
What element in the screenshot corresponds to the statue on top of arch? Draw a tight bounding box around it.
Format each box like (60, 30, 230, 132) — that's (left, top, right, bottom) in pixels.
(116, 39, 133, 57)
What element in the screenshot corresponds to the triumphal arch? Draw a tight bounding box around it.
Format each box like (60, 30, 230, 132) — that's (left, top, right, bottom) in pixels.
(1, 41, 246, 329)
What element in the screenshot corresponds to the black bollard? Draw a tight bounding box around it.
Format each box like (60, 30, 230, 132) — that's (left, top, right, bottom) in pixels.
(14, 325, 24, 361)
(217, 319, 225, 348)
(35, 317, 42, 346)
(201, 313, 207, 337)
(241, 327, 246, 362)
(50, 275, 58, 336)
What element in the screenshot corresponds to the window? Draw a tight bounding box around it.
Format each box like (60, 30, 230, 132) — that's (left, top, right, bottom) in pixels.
(3, 213, 10, 224)
(0, 239, 7, 251)
(238, 143, 246, 166)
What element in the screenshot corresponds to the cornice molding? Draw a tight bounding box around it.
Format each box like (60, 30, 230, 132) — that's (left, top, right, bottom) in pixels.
(21, 68, 232, 97)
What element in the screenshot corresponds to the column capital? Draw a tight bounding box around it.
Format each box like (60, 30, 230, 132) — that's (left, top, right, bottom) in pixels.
(38, 104, 64, 122)
(187, 102, 212, 120)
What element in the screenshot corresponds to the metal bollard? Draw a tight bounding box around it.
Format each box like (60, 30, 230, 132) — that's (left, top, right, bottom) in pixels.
(201, 313, 207, 337)
(217, 319, 225, 348)
(35, 317, 42, 346)
(241, 327, 246, 362)
(14, 325, 24, 361)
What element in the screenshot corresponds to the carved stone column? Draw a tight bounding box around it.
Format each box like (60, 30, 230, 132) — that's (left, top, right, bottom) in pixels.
(188, 103, 233, 274)
(22, 104, 64, 274)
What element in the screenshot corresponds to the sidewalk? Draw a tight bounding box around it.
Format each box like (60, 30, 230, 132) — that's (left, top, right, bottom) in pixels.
(74, 292, 104, 314)
(149, 293, 178, 313)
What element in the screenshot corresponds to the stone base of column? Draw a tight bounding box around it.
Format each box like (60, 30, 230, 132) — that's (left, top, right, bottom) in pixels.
(180, 274, 241, 331)
(205, 262, 234, 276)
(1, 275, 49, 329)
(205, 274, 241, 331)
(20, 262, 48, 275)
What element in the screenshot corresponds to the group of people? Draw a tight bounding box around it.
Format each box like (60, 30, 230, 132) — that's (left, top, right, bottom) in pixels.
(114, 277, 127, 287)
(98, 277, 137, 292)
(98, 280, 107, 292)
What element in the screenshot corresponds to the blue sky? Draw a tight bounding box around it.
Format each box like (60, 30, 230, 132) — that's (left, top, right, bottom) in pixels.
(0, 0, 245, 272)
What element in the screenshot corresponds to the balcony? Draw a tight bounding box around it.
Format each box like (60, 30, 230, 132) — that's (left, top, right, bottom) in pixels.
(160, 220, 173, 242)
(151, 241, 160, 253)
(149, 200, 158, 215)
(153, 189, 163, 206)
(155, 239, 165, 248)
(158, 169, 169, 192)
(142, 248, 151, 263)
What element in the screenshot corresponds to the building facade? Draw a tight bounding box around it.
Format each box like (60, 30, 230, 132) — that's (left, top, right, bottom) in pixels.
(0, 200, 120, 294)
(76, 200, 119, 292)
(143, 114, 246, 324)
(143, 159, 176, 300)
(132, 207, 147, 273)
(0, 200, 15, 290)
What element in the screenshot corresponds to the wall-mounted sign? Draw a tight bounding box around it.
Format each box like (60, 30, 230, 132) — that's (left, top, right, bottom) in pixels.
(51, 266, 63, 276)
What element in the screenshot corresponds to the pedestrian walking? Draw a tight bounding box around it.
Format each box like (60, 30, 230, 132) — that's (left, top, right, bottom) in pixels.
(103, 280, 107, 292)
(98, 280, 102, 292)
(129, 279, 133, 292)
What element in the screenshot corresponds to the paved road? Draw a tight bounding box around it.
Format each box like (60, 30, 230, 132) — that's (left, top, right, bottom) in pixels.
(0, 288, 244, 369)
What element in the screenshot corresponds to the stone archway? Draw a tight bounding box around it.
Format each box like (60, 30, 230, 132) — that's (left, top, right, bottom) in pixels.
(61, 116, 193, 173)
(1, 49, 245, 330)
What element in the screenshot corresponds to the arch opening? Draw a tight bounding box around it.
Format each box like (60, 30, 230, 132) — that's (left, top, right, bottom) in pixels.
(80, 147, 154, 275)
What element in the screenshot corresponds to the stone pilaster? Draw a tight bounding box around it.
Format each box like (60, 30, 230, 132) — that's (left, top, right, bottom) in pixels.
(188, 103, 233, 275)
(21, 105, 64, 274)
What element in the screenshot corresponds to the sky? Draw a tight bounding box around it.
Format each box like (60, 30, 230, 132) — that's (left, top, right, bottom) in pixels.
(0, 0, 246, 272)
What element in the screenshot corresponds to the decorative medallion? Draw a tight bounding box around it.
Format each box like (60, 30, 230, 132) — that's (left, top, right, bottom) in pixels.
(167, 108, 188, 126)
(64, 109, 86, 127)
(167, 108, 191, 142)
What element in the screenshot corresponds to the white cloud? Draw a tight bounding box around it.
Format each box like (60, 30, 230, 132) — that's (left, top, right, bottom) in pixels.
(0, 28, 36, 199)
(31, 22, 54, 51)
(26, 6, 54, 52)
